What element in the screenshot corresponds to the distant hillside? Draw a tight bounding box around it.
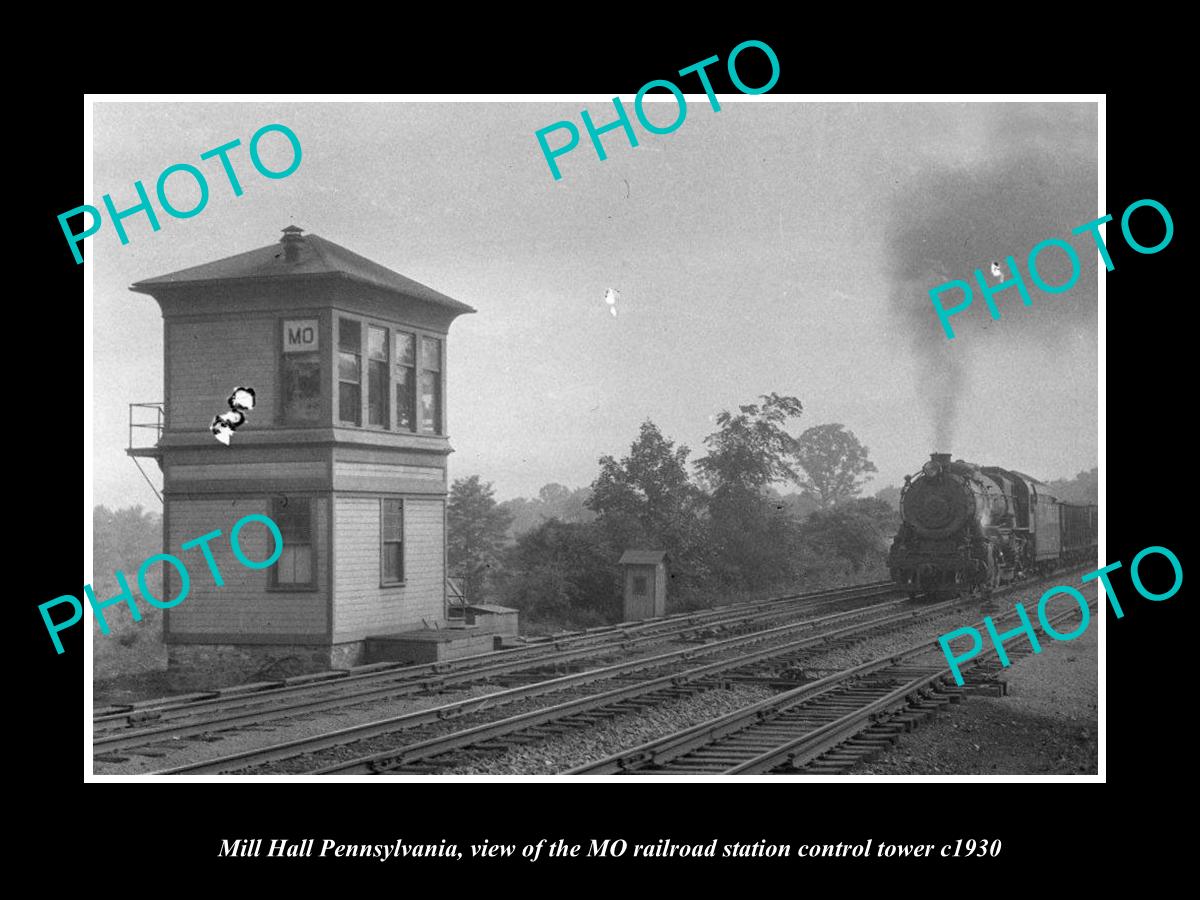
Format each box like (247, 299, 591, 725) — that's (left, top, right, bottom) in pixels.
(1046, 467, 1099, 504)
(500, 484, 596, 538)
(873, 485, 902, 511)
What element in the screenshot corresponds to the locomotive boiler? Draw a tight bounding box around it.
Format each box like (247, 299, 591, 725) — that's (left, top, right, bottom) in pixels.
(888, 453, 1097, 598)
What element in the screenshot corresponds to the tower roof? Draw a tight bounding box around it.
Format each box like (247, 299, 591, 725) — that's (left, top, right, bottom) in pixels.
(130, 227, 475, 314)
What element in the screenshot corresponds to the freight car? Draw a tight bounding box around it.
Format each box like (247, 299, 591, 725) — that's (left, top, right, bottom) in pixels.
(888, 453, 1097, 598)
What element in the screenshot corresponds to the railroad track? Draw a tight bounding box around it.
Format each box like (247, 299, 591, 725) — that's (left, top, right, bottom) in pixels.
(155, 592, 973, 775)
(567, 585, 1092, 775)
(94, 581, 897, 759)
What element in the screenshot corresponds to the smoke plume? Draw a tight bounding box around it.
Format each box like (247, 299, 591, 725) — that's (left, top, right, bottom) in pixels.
(886, 105, 1098, 451)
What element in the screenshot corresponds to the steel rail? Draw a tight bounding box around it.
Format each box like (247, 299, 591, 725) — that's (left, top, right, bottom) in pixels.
(724, 599, 1092, 775)
(96, 585, 900, 753)
(149, 592, 958, 775)
(568, 590, 1093, 775)
(95, 579, 893, 726)
(304, 597, 969, 776)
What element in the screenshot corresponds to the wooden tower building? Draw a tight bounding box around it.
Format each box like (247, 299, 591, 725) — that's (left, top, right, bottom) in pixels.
(129, 226, 474, 684)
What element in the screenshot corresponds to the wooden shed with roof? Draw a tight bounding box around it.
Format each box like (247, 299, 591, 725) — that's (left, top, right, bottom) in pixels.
(618, 550, 669, 621)
(129, 226, 479, 683)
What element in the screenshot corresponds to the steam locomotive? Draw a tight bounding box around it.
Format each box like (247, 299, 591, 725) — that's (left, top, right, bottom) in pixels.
(888, 453, 1097, 598)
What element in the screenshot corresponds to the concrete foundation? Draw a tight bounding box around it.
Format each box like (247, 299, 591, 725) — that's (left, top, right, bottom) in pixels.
(364, 628, 499, 665)
(166, 642, 365, 691)
(164, 622, 505, 689)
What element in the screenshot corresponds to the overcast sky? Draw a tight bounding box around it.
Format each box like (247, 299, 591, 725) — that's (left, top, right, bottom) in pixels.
(90, 100, 1098, 509)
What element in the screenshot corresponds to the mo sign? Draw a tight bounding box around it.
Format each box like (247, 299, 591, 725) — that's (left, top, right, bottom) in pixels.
(283, 319, 319, 352)
(535, 40, 780, 181)
(930, 199, 1175, 340)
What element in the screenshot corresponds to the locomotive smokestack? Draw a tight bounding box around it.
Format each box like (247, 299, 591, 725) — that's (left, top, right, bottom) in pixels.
(931, 452, 951, 466)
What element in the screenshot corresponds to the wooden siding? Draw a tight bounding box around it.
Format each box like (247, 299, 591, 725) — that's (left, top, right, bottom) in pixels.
(167, 460, 328, 494)
(332, 496, 445, 642)
(167, 317, 279, 431)
(164, 496, 329, 641)
(332, 458, 447, 495)
(171, 460, 326, 482)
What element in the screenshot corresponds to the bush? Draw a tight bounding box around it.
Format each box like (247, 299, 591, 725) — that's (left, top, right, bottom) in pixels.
(495, 520, 620, 630)
(92, 505, 168, 679)
(796, 498, 900, 574)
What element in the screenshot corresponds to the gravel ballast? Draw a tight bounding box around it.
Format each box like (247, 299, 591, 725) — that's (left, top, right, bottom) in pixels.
(846, 594, 1099, 775)
(441, 686, 780, 775)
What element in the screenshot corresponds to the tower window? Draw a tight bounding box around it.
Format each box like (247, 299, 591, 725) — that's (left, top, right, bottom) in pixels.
(367, 325, 389, 427)
(271, 497, 315, 589)
(381, 499, 404, 584)
(395, 331, 416, 431)
(420, 336, 442, 434)
(338, 318, 362, 425)
(281, 319, 321, 423)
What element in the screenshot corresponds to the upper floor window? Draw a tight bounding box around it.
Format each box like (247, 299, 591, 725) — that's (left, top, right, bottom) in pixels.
(335, 315, 444, 435)
(338, 318, 362, 426)
(367, 325, 389, 427)
(420, 336, 442, 434)
(395, 331, 416, 431)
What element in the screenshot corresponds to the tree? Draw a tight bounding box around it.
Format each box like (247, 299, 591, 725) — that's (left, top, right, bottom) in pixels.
(536, 483, 594, 525)
(93, 504, 164, 625)
(499, 484, 595, 538)
(695, 394, 806, 588)
(873, 484, 902, 512)
(92, 505, 167, 675)
(589, 422, 703, 548)
(1046, 467, 1098, 504)
(797, 497, 900, 574)
(695, 393, 805, 500)
(588, 421, 711, 593)
(447, 476, 514, 603)
(496, 519, 620, 626)
(794, 423, 878, 508)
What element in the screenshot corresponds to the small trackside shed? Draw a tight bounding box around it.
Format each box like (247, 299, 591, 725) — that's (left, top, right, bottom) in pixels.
(129, 226, 474, 685)
(619, 550, 669, 621)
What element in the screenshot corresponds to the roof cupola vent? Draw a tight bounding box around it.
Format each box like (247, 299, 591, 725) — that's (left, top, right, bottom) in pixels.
(280, 225, 305, 262)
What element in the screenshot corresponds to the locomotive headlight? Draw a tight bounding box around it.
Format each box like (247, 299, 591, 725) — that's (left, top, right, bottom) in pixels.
(923, 460, 941, 477)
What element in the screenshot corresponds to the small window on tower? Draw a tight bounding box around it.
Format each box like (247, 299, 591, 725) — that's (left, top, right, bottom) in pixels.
(633, 575, 648, 597)
(271, 497, 315, 589)
(381, 499, 404, 584)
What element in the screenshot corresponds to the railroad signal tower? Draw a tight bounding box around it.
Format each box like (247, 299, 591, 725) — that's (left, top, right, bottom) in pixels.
(130, 226, 474, 684)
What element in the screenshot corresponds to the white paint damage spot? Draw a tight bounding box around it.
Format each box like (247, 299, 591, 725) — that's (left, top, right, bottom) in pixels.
(211, 386, 256, 444)
(604, 288, 620, 318)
